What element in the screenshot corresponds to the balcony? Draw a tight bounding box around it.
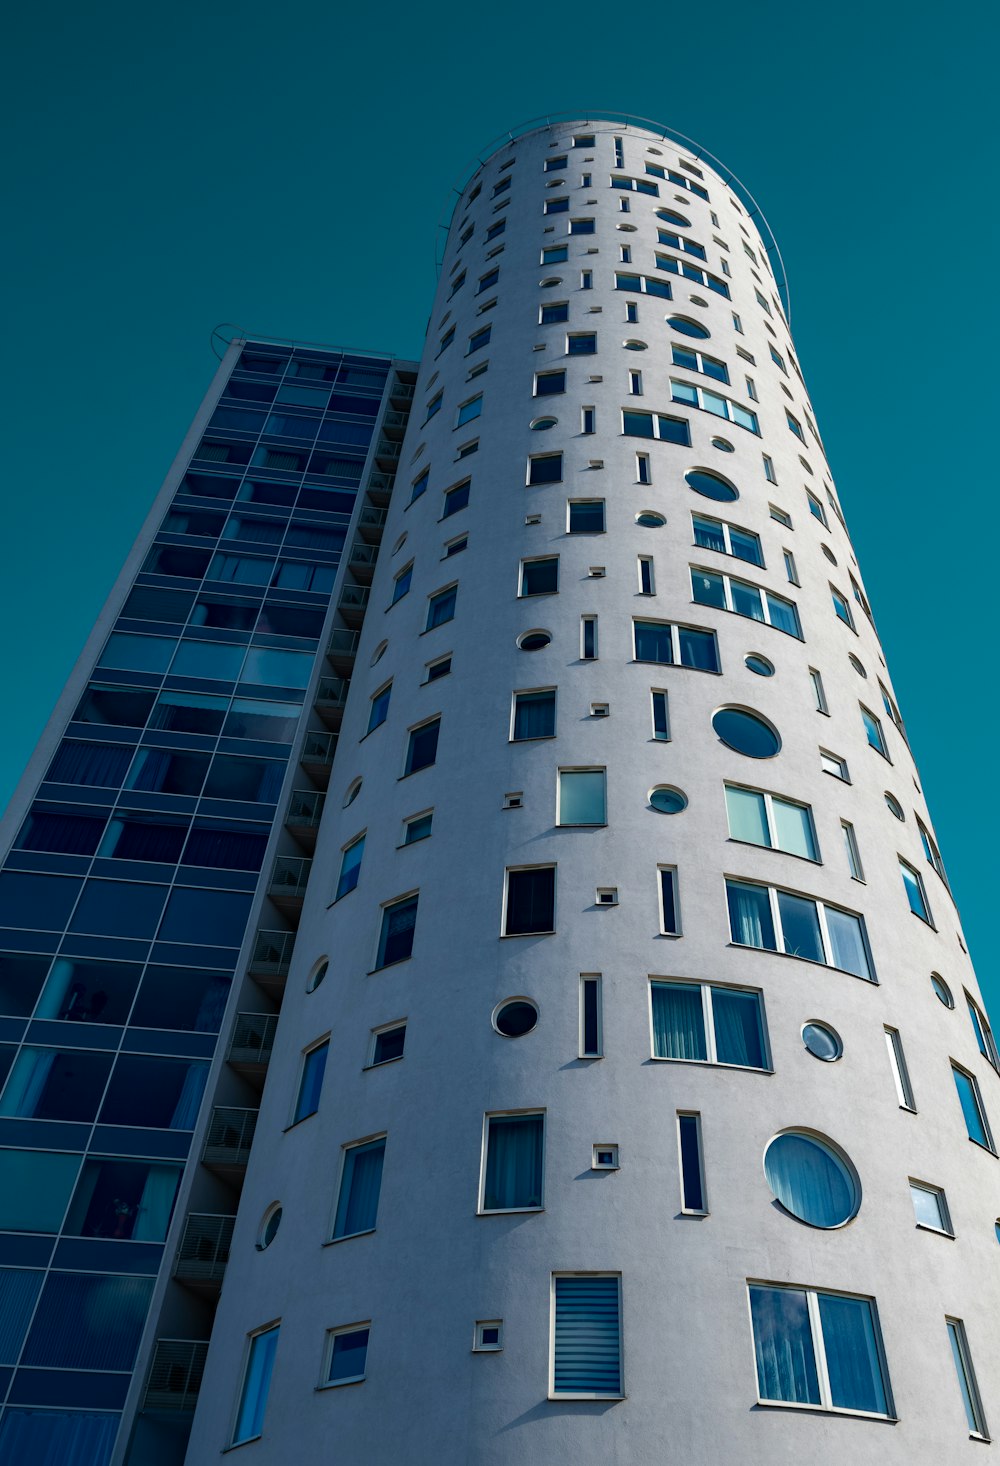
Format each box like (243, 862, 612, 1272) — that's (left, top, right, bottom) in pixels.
(173, 1213, 236, 1295)
(300, 729, 337, 787)
(315, 675, 350, 728)
(267, 854, 312, 916)
(390, 379, 415, 403)
(285, 787, 325, 852)
(326, 627, 360, 672)
(380, 409, 409, 438)
(366, 473, 394, 508)
(202, 1106, 258, 1178)
(357, 504, 388, 540)
(337, 584, 370, 628)
(374, 438, 401, 471)
(228, 1011, 279, 1085)
(143, 1339, 209, 1411)
(348, 542, 379, 584)
(247, 929, 295, 999)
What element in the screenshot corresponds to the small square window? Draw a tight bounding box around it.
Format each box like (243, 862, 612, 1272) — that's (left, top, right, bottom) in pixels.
(520, 557, 559, 596)
(473, 1320, 504, 1352)
(820, 749, 849, 781)
(592, 1143, 619, 1170)
(596, 887, 618, 907)
(503, 791, 523, 810)
(425, 656, 451, 683)
(402, 811, 433, 846)
(909, 1179, 952, 1235)
(368, 1023, 406, 1067)
(323, 1324, 370, 1386)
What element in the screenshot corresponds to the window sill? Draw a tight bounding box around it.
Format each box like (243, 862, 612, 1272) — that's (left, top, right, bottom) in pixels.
(726, 836, 820, 865)
(224, 1436, 263, 1453)
(501, 931, 556, 939)
(478, 1206, 544, 1216)
(549, 1393, 624, 1403)
(753, 1400, 896, 1424)
(363, 1055, 403, 1071)
(316, 1377, 365, 1390)
(726, 941, 876, 985)
(367, 958, 412, 975)
(649, 1055, 772, 1075)
(322, 1229, 375, 1247)
(284, 1112, 318, 1132)
(914, 1223, 954, 1239)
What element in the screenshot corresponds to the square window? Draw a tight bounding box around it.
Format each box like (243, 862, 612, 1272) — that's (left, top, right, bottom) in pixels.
(505, 867, 555, 935)
(568, 500, 605, 534)
(324, 1324, 370, 1386)
(426, 585, 457, 630)
(474, 1320, 504, 1352)
(456, 394, 483, 427)
(909, 1180, 952, 1234)
(592, 1143, 619, 1170)
(748, 1285, 891, 1416)
(512, 689, 555, 740)
(540, 302, 569, 324)
(443, 479, 471, 518)
(425, 656, 451, 683)
(527, 453, 562, 485)
(369, 1023, 406, 1066)
(520, 557, 559, 596)
(402, 811, 433, 845)
(558, 769, 606, 826)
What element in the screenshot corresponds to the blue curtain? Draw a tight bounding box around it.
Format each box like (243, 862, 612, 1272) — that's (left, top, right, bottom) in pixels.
(169, 1064, 208, 1130)
(0, 1269, 44, 1365)
(817, 1293, 887, 1414)
(19, 813, 104, 856)
(651, 984, 707, 1061)
(47, 742, 132, 788)
(22, 1274, 153, 1370)
(294, 1044, 328, 1121)
(182, 828, 268, 871)
(234, 1327, 279, 1444)
(749, 1286, 820, 1404)
(763, 1135, 855, 1227)
(726, 881, 775, 949)
(0, 1410, 120, 1466)
(334, 1140, 385, 1236)
(257, 760, 286, 803)
(712, 988, 765, 1068)
(193, 975, 231, 1033)
(128, 749, 172, 792)
(483, 1115, 543, 1209)
(513, 693, 554, 739)
(825, 907, 873, 980)
(133, 1166, 181, 1242)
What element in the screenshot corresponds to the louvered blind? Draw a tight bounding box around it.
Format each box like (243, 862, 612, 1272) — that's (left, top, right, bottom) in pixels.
(553, 1275, 621, 1396)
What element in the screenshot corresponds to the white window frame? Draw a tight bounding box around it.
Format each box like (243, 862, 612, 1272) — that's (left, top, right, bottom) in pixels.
(636, 452, 651, 484)
(724, 783, 819, 861)
(579, 973, 603, 1058)
(650, 688, 670, 741)
(952, 1062, 996, 1152)
(648, 977, 770, 1070)
(366, 1021, 407, 1069)
(638, 556, 655, 595)
(966, 992, 1000, 1071)
(580, 614, 598, 661)
(726, 878, 875, 981)
(909, 1179, 953, 1236)
(473, 1320, 504, 1352)
(320, 1321, 371, 1388)
(230, 1321, 281, 1446)
(479, 1109, 546, 1214)
(691, 512, 763, 565)
(819, 748, 849, 781)
(621, 409, 690, 443)
(809, 668, 829, 714)
(669, 379, 758, 433)
(658, 864, 680, 935)
(510, 687, 556, 743)
(946, 1317, 990, 1440)
(677, 1110, 708, 1216)
(632, 617, 719, 670)
(502, 864, 557, 937)
(549, 1272, 624, 1401)
(519, 555, 559, 598)
(557, 767, 607, 828)
(670, 344, 729, 381)
(884, 1026, 917, 1111)
(690, 565, 801, 638)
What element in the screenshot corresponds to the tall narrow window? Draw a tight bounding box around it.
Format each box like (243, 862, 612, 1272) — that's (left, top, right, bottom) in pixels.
(861, 705, 889, 757)
(232, 1325, 280, 1446)
(391, 563, 413, 605)
(482, 1112, 544, 1211)
(335, 834, 365, 900)
(293, 1041, 328, 1124)
(581, 405, 596, 434)
(504, 867, 555, 935)
(884, 1027, 916, 1112)
(580, 975, 603, 1058)
(636, 452, 651, 484)
(375, 893, 418, 969)
(625, 301, 638, 324)
(551, 1275, 623, 1399)
(967, 995, 1000, 1071)
(651, 689, 670, 740)
(581, 615, 598, 660)
(947, 1318, 990, 1439)
(659, 866, 679, 934)
(404, 718, 440, 775)
(842, 821, 864, 881)
(952, 1063, 995, 1151)
(332, 1138, 386, 1239)
(677, 1112, 707, 1214)
(367, 682, 391, 733)
(900, 859, 932, 924)
(748, 1285, 892, 1416)
(763, 453, 776, 483)
(638, 556, 655, 595)
(628, 369, 643, 395)
(809, 668, 828, 714)
(783, 550, 798, 585)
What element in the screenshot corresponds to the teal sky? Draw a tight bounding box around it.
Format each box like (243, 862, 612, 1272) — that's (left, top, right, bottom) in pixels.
(3, 0, 997, 1010)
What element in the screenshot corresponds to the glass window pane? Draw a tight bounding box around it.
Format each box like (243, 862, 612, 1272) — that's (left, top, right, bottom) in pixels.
(0, 1151, 81, 1232)
(650, 983, 707, 1061)
(777, 891, 824, 962)
(726, 881, 776, 949)
(328, 1327, 369, 1383)
(711, 988, 765, 1068)
(559, 771, 606, 825)
(22, 1273, 154, 1371)
(333, 1139, 385, 1237)
(954, 1067, 991, 1148)
(825, 907, 873, 980)
(772, 799, 816, 860)
(817, 1293, 888, 1415)
(483, 1114, 543, 1209)
(725, 786, 769, 847)
(910, 1183, 946, 1231)
(749, 1286, 820, 1404)
(294, 1043, 328, 1122)
(505, 869, 554, 935)
(234, 1326, 280, 1444)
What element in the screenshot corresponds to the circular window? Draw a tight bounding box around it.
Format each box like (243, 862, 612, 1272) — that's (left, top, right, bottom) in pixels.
(822, 544, 838, 565)
(623, 339, 648, 351)
(540, 276, 563, 287)
(391, 532, 407, 555)
(343, 778, 362, 808)
(493, 998, 539, 1037)
(657, 207, 690, 228)
(689, 295, 709, 309)
(370, 639, 388, 667)
(635, 511, 665, 528)
(764, 1132, 859, 1228)
(686, 468, 738, 503)
(518, 629, 551, 651)
(257, 1203, 283, 1250)
(884, 792, 904, 820)
(530, 417, 557, 430)
(711, 436, 735, 453)
(849, 654, 867, 677)
(745, 654, 774, 677)
(802, 1022, 843, 1061)
(307, 958, 328, 993)
(255, 1202, 282, 1249)
(667, 315, 709, 340)
(649, 786, 688, 814)
(931, 973, 954, 1008)
(712, 707, 780, 758)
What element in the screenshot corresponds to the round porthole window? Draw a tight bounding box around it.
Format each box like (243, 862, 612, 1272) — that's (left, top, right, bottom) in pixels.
(822, 544, 838, 565)
(657, 207, 690, 228)
(711, 436, 735, 453)
(343, 778, 362, 808)
(307, 958, 329, 993)
(764, 1132, 859, 1228)
(616, 222, 637, 232)
(530, 416, 557, 430)
(540, 276, 563, 287)
(931, 973, 954, 1008)
(257, 1203, 283, 1249)
(884, 792, 904, 820)
(623, 339, 648, 351)
(493, 998, 539, 1037)
(686, 468, 738, 503)
(689, 294, 709, 307)
(712, 707, 780, 758)
(635, 511, 665, 528)
(649, 786, 688, 814)
(745, 654, 774, 677)
(802, 1021, 843, 1062)
(370, 639, 388, 667)
(667, 315, 709, 340)
(849, 654, 867, 677)
(518, 629, 551, 651)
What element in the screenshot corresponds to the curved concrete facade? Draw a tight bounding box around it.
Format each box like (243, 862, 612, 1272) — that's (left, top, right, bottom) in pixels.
(185, 121, 1000, 1463)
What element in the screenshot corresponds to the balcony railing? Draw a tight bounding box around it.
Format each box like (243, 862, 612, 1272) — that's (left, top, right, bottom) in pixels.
(248, 928, 295, 978)
(366, 473, 394, 507)
(143, 1339, 209, 1411)
(300, 729, 337, 787)
(268, 855, 312, 901)
(228, 1012, 279, 1067)
(202, 1106, 258, 1169)
(286, 788, 325, 827)
(348, 543, 379, 583)
(358, 504, 388, 539)
(174, 1213, 236, 1290)
(337, 584, 370, 625)
(326, 627, 360, 669)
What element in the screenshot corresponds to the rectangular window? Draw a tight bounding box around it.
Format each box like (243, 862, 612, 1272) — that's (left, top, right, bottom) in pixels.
(232, 1325, 280, 1445)
(732, 311, 743, 332)
(534, 370, 566, 397)
(580, 975, 603, 1058)
(636, 452, 651, 484)
(409, 468, 429, 504)
(405, 718, 440, 776)
(831, 586, 855, 628)
(900, 859, 932, 924)
(651, 980, 767, 1069)
(482, 1112, 543, 1211)
(551, 1275, 622, 1399)
(324, 1324, 370, 1387)
(656, 229, 707, 261)
(748, 1285, 892, 1417)
(611, 173, 658, 196)
(427, 585, 457, 629)
(670, 344, 728, 383)
(425, 655, 451, 682)
(638, 556, 655, 595)
(658, 866, 680, 934)
(628, 369, 643, 395)
(677, 1112, 707, 1213)
(541, 244, 568, 264)
(375, 893, 418, 968)
(613, 271, 672, 299)
(820, 749, 849, 780)
(885, 1026, 916, 1111)
(910, 1180, 952, 1234)
(424, 392, 443, 423)
(369, 1022, 406, 1066)
(581, 615, 598, 660)
(456, 394, 483, 426)
(558, 769, 607, 826)
(540, 301, 569, 325)
(544, 197, 569, 214)
(783, 550, 798, 585)
(443, 479, 470, 517)
(810, 669, 829, 714)
(691, 567, 801, 638)
(570, 218, 596, 235)
(391, 563, 413, 605)
(402, 811, 433, 845)
(293, 1040, 329, 1123)
(726, 879, 874, 981)
(953, 1063, 995, 1150)
(692, 514, 763, 566)
(633, 618, 720, 672)
(468, 325, 491, 354)
(725, 785, 818, 860)
(967, 994, 1000, 1071)
(625, 300, 638, 323)
(947, 1318, 990, 1439)
(568, 500, 605, 534)
(842, 821, 864, 881)
(581, 270, 593, 291)
(763, 454, 777, 483)
(477, 268, 499, 293)
(367, 683, 391, 734)
(861, 705, 889, 757)
(505, 866, 555, 935)
(567, 333, 597, 355)
(808, 490, 829, 526)
(512, 689, 555, 740)
(581, 405, 595, 434)
(527, 453, 562, 484)
(668, 380, 757, 432)
(332, 1138, 386, 1238)
(335, 834, 365, 900)
(545, 155, 567, 172)
(786, 408, 805, 439)
(651, 689, 670, 740)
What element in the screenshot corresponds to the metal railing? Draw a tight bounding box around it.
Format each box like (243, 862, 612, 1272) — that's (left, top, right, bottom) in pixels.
(228, 1012, 279, 1066)
(286, 788, 325, 827)
(268, 855, 312, 898)
(174, 1214, 236, 1286)
(202, 1107, 258, 1168)
(249, 928, 296, 975)
(143, 1339, 209, 1411)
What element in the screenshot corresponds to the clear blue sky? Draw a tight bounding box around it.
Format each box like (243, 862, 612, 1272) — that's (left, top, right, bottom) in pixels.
(3, 0, 997, 1010)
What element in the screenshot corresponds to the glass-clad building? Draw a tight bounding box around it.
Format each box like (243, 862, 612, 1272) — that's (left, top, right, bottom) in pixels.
(0, 336, 416, 1464)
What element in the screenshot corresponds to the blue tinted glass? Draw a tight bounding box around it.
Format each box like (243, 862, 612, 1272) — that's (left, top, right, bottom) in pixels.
(69, 881, 168, 938)
(712, 709, 779, 758)
(328, 1327, 369, 1383)
(727, 880, 776, 950)
(650, 983, 706, 1061)
(158, 887, 253, 947)
(817, 1294, 887, 1414)
(764, 1134, 856, 1227)
(22, 1273, 153, 1370)
(686, 469, 737, 502)
(711, 988, 765, 1067)
(954, 1067, 990, 1147)
(776, 891, 824, 962)
(750, 1286, 820, 1404)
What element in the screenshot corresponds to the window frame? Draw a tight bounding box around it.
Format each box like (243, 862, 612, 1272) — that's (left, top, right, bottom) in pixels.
(649, 977, 770, 1071)
(330, 1135, 387, 1241)
(372, 890, 419, 971)
(230, 1321, 281, 1447)
(320, 1321, 371, 1389)
(557, 767, 607, 828)
(290, 1037, 330, 1126)
(690, 565, 802, 639)
(724, 783, 819, 862)
(503, 864, 556, 937)
(479, 1109, 545, 1214)
(549, 1272, 624, 1401)
(726, 877, 876, 982)
(946, 1317, 990, 1440)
